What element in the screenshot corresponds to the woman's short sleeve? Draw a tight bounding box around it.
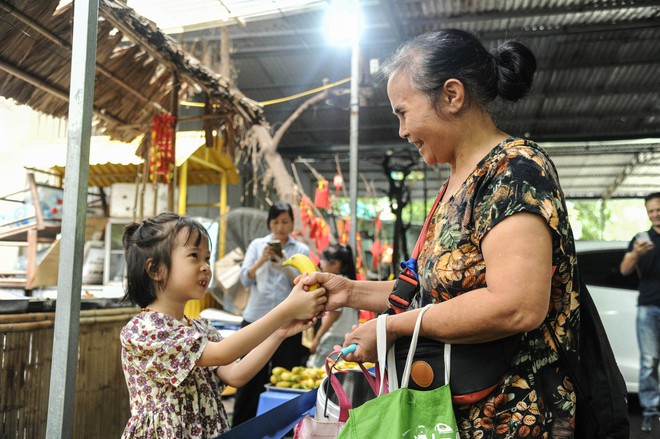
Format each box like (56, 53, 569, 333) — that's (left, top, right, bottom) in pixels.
(472, 142, 563, 242)
(121, 314, 210, 387)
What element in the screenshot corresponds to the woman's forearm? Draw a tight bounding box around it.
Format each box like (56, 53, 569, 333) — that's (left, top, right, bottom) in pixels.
(350, 280, 395, 312)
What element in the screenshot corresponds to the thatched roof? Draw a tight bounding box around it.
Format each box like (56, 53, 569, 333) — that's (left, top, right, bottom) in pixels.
(0, 0, 265, 143)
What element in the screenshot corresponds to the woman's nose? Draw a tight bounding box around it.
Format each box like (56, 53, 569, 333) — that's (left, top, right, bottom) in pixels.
(398, 123, 408, 139)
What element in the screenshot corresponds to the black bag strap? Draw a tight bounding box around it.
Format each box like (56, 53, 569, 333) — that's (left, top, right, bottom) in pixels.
(387, 181, 448, 314)
(544, 273, 603, 436)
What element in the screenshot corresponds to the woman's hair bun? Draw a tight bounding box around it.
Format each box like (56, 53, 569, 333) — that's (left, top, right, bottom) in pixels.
(493, 40, 537, 102)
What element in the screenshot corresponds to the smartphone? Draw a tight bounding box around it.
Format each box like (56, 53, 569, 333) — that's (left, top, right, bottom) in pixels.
(635, 231, 651, 244)
(268, 240, 283, 257)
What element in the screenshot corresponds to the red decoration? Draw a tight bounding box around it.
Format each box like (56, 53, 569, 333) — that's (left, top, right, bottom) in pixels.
(308, 251, 321, 267)
(369, 240, 384, 268)
(314, 179, 330, 209)
(358, 310, 376, 323)
(339, 218, 350, 245)
(149, 113, 176, 183)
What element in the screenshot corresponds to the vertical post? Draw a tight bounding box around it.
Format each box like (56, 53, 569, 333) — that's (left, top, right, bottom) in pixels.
(178, 160, 188, 215)
(219, 171, 228, 259)
(46, 0, 98, 437)
(168, 71, 180, 213)
(348, 38, 360, 253)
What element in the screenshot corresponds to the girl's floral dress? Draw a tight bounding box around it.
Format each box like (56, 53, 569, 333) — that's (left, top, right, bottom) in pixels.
(416, 138, 579, 438)
(120, 311, 229, 438)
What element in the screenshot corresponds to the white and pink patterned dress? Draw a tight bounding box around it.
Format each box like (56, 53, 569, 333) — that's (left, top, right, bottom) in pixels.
(120, 311, 229, 438)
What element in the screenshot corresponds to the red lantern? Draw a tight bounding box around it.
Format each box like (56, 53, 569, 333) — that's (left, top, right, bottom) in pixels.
(314, 179, 330, 209)
(149, 113, 176, 183)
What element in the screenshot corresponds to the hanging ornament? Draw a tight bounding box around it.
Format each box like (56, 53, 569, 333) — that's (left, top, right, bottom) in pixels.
(339, 217, 350, 245)
(355, 232, 366, 280)
(333, 173, 344, 195)
(382, 244, 394, 264)
(369, 240, 384, 268)
(149, 113, 176, 183)
(314, 179, 330, 209)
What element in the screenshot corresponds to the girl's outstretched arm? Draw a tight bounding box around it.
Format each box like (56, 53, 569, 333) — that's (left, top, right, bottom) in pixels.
(196, 282, 325, 367)
(215, 319, 312, 387)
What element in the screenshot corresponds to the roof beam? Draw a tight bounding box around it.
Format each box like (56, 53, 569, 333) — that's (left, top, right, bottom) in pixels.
(0, 55, 131, 130)
(0, 0, 167, 113)
(602, 151, 656, 199)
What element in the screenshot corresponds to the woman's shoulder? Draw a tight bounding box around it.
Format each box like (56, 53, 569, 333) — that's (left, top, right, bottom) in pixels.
(478, 137, 556, 181)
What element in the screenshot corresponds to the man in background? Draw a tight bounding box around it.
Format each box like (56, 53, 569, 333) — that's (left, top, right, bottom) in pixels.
(620, 192, 660, 432)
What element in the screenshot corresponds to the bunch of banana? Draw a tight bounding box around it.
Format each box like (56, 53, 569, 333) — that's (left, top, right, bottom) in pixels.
(334, 359, 376, 370)
(281, 254, 320, 290)
(270, 366, 327, 390)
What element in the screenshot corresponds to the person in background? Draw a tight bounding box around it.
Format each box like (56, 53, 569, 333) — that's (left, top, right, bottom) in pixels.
(308, 244, 358, 367)
(232, 201, 312, 426)
(620, 192, 660, 432)
(119, 213, 325, 438)
(302, 28, 580, 437)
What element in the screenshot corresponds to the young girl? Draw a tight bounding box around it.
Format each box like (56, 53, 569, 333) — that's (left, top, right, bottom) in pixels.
(119, 212, 326, 438)
(307, 244, 358, 367)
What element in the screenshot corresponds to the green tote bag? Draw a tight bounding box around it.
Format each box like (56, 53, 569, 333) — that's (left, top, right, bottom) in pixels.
(338, 305, 459, 439)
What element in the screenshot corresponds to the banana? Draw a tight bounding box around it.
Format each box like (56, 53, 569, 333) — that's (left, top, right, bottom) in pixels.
(282, 253, 320, 290)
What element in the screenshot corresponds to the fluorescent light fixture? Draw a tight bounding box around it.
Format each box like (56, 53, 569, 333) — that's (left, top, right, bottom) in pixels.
(325, 0, 362, 45)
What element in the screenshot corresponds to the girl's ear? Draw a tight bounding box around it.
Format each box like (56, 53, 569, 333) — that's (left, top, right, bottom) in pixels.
(442, 78, 465, 114)
(146, 258, 163, 281)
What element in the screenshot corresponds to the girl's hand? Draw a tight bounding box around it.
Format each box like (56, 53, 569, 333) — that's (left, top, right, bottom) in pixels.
(297, 272, 352, 311)
(283, 280, 327, 321)
(276, 318, 315, 338)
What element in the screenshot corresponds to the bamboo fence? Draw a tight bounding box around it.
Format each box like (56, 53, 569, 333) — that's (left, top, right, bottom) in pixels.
(0, 307, 138, 438)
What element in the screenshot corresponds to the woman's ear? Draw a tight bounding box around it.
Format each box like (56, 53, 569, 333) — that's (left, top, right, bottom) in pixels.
(442, 78, 465, 114)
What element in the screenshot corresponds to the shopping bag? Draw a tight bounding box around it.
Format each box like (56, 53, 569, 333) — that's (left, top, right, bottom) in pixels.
(294, 347, 379, 438)
(338, 305, 459, 439)
(293, 415, 344, 439)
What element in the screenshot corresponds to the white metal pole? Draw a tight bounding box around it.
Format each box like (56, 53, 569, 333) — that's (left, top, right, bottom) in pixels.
(348, 38, 359, 253)
(46, 0, 98, 437)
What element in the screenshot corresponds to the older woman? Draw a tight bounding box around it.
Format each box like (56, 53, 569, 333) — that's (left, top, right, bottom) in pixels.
(304, 29, 579, 438)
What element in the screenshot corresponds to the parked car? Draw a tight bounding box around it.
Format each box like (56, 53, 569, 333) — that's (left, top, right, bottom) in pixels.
(576, 240, 639, 394)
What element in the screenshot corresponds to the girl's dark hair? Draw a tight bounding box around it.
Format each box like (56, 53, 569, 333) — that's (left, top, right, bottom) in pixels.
(121, 212, 211, 308)
(267, 201, 294, 229)
(380, 28, 536, 114)
(321, 244, 357, 280)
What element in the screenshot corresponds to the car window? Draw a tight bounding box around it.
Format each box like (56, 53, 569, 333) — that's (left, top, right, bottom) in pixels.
(577, 249, 640, 290)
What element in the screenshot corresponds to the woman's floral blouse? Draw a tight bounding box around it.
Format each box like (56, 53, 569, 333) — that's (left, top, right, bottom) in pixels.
(416, 138, 579, 439)
(120, 311, 229, 438)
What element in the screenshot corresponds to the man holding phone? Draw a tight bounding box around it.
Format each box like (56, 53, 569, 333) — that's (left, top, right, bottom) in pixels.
(620, 192, 660, 432)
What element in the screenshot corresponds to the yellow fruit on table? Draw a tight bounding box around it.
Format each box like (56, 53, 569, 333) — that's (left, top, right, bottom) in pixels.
(271, 366, 288, 376)
(279, 371, 292, 381)
(275, 381, 292, 388)
(281, 254, 320, 290)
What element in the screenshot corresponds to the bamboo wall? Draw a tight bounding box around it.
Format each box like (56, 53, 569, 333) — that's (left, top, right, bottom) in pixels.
(0, 307, 138, 438)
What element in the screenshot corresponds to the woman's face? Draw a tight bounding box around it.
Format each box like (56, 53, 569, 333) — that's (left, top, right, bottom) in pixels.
(387, 71, 453, 166)
(269, 211, 294, 242)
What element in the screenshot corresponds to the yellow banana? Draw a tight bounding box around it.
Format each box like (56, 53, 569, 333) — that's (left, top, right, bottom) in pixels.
(282, 253, 320, 290)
